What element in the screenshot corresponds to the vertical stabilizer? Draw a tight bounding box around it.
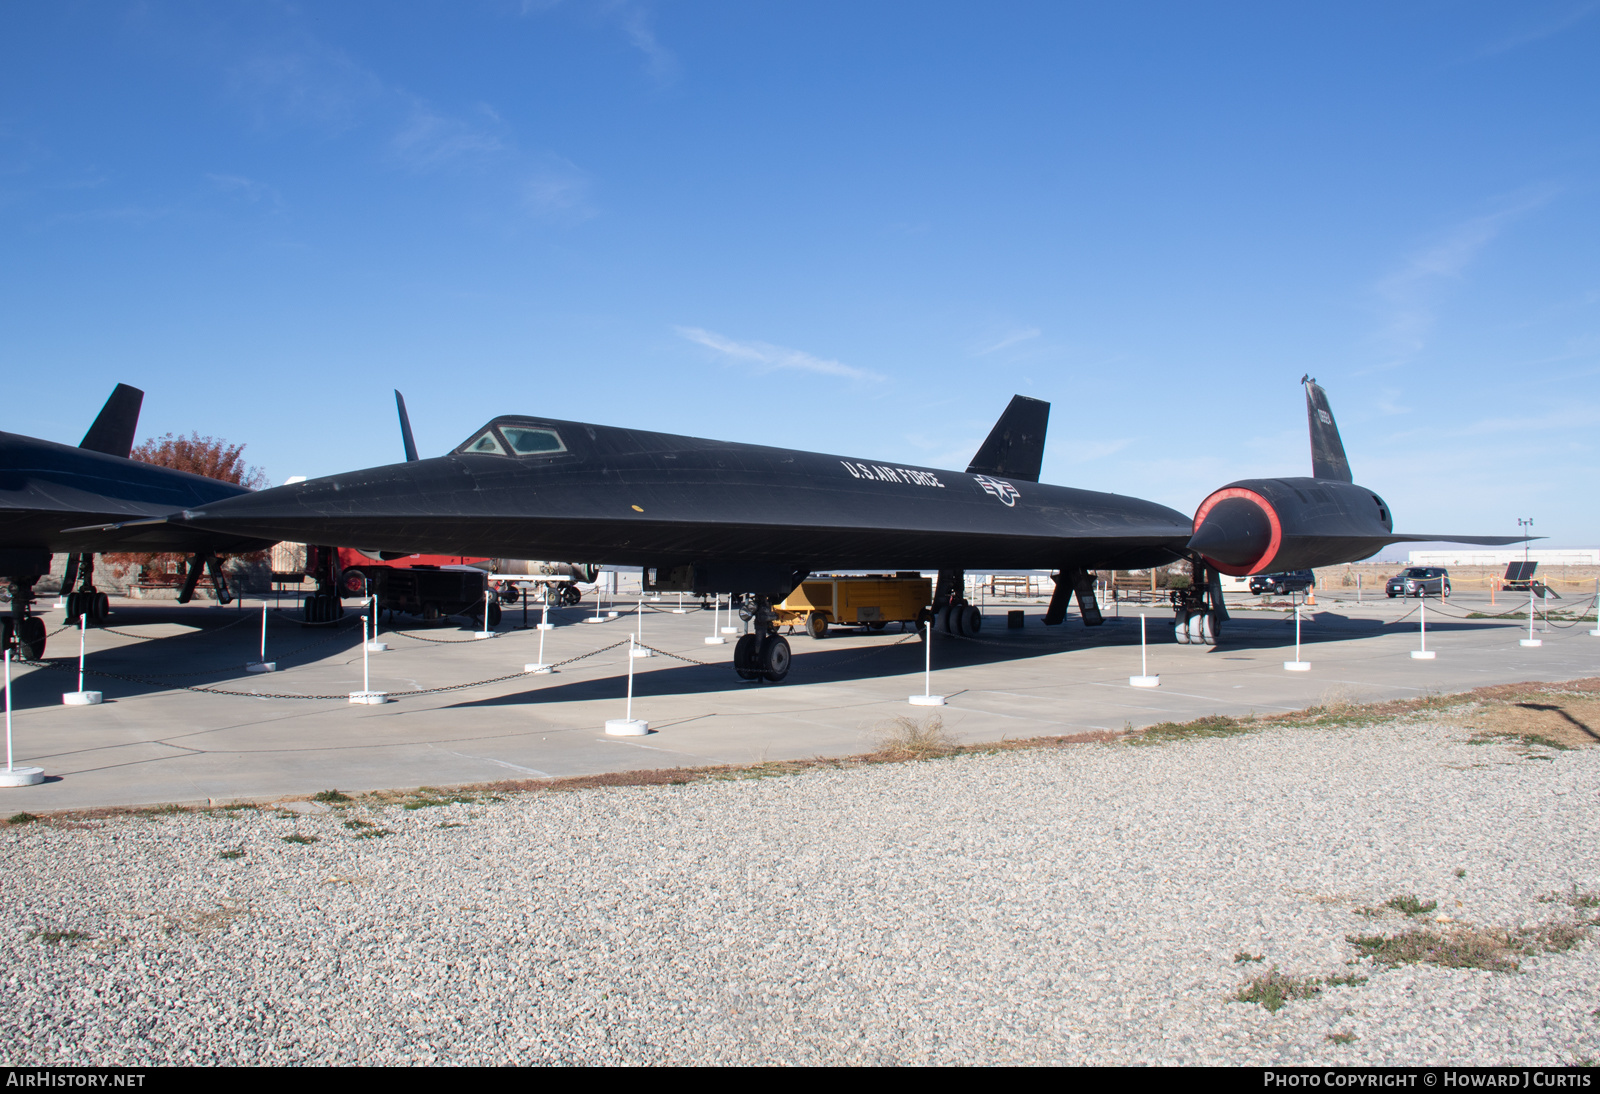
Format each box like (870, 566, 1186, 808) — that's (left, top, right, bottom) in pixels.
(78, 383, 144, 458)
(395, 390, 420, 462)
(966, 394, 1050, 483)
(1302, 377, 1352, 482)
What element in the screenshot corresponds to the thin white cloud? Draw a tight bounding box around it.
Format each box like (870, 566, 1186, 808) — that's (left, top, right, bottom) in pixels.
(391, 103, 508, 172)
(608, 2, 679, 85)
(229, 38, 385, 133)
(676, 327, 883, 382)
(1364, 187, 1558, 371)
(974, 327, 1041, 356)
(206, 173, 284, 211)
(522, 155, 594, 220)
(1471, 2, 1599, 59)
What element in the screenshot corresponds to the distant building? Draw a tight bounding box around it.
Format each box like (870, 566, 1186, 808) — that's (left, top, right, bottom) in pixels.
(1406, 548, 1599, 567)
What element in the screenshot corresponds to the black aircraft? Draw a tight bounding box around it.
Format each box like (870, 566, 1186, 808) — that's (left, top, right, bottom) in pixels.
(0, 384, 268, 658)
(154, 379, 1519, 682)
(1180, 376, 1524, 640)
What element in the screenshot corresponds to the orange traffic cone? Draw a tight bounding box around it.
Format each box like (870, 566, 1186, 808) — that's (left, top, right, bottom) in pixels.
(1307, 589, 1316, 606)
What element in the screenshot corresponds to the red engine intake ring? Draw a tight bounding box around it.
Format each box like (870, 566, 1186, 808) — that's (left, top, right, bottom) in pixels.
(1192, 487, 1282, 576)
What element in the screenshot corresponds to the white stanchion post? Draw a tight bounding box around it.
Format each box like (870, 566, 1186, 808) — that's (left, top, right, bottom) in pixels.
(1590, 578, 1599, 637)
(62, 614, 102, 705)
(526, 588, 555, 673)
(1521, 588, 1542, 647)
(673, 591, 687, 614)
(2, 649, 43, 786)
(720, 593, 738, 634)
(1130, 613, 1159, 686)
(349, 607, 388, 704)
(1284, 605, 1311, 670)
(631, 595, 652, 657)
(474, 587, 494, 638)
(705, 594, 726, 645)
(606, 635, 650, 734)
(367, 593, 387, 652)
(910, 620, 946, 705)
(1411, 596, 1436, 659)
(248, 600, 276, 672)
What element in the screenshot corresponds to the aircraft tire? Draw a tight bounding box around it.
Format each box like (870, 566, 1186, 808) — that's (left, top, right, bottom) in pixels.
(759, 634, 791, 682)
(1174, 609, 1190, 644)
(93, 592, 110, 622)
(1188, 612, 1206, 644)
(936, 604, 953, 635)
(734, 634, 761, 680)
(963, 605, 982, 635)
(16, 617, 46, 661)
(1204, 611, 1221, 646)
(805, 612, 828, 640)
(487, 602, 502, 628)
(64, 593, 80, 621)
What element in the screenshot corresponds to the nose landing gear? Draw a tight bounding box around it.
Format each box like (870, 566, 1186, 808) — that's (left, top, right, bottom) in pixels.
(1171, 560, 1227, 647)
(734, 594, 792, 682)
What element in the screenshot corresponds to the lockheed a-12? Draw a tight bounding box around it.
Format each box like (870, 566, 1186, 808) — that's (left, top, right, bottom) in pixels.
(1, 384, 269, 659)
(144, 378, 1521, 682)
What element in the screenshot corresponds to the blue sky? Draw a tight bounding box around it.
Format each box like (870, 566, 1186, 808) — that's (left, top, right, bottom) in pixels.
(3, 1, 1597, 548)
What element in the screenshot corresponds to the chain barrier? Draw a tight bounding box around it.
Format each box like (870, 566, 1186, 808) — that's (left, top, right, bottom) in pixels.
(386, 628, 506, 644)
(20, 635, 636, 701)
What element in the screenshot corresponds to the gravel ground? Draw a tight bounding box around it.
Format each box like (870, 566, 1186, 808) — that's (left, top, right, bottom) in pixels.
(2, 714, 1598, 1066)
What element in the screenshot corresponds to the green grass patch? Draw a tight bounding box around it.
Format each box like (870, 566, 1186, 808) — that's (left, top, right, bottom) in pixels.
(1234, 951, 1265, 963)
(1327, 1032, 1357, 1045)
(1385, 894, 1438, 917)
(1345, 920, 1588, 972)
(1132, 714, 1254, 745)
(281, 833, 319, 845)
(350, 828, 392, 840)
(28, 929, 88, 946)
(313, 790, 352, 803)
(218, 849, 244, 860)
(6, 812, 40, 826)
(1234, 966, 1324, 1013)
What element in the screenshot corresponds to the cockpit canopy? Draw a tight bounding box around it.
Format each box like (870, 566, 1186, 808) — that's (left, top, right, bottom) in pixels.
(455, 419, 568, 457)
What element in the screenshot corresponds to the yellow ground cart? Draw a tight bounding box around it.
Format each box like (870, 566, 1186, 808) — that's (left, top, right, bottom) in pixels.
(774, 574, 933, 639)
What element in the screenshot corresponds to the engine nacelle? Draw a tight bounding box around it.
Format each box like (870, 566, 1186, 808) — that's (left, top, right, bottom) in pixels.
(1190, 478, 1394, 575)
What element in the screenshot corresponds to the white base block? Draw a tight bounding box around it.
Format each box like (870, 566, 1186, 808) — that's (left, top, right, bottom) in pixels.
(1520, 638, 1543, 647)
(348, 691, 388, 704)
(909, 694, 946, 706)
(630, 648, 653, 658)
(473, 631, 494, 638)
(671, 609, 688, 614)
(62, 691, 102, 705)
(606, 612, 619, 619)
(525, 663, 555, 674)
(583, 617, 606, 624)
(605, 718, 650, 736)
(1284, 661, 1312, 671)
(720, 627, 739, 634)
(1590, 629, 1600, 637)
(537, 623, 555, 631)
(1129, 675, 1160, 688)
(1411, 650, 1437, 660)
(365, 642, 388, 652)
(704, 636, 726, 645)
(0, 767, 44, 787)
(246, 661, 276, 673)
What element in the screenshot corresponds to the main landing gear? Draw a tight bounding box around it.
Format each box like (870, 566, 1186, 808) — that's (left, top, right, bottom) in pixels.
(2, 577, 48, 661)
(931, 569, 983, 637)
(60, 552, 110, 625)
(733, 594, 791, 682)
(1170, 559, 1227, 647)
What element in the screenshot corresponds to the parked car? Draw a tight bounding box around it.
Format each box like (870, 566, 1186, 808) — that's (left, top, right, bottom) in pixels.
(1385, 567, 1451, 598)
(1249, 570, 1316, 596)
